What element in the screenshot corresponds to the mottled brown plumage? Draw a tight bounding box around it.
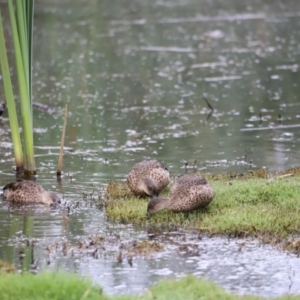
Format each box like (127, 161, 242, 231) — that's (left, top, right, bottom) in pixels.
(127, 160, 170, 197)
(147, 175, 213, 215)
(2, 179, 61, 205)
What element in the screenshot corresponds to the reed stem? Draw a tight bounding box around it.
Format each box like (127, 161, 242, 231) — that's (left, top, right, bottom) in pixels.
(57, 104, 68, 177)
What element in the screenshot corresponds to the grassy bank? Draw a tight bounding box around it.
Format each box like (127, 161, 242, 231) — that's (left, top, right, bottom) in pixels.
(0, 271, 106, 300)
(105, 169, 300, 244)
(0, 271, 298, 300)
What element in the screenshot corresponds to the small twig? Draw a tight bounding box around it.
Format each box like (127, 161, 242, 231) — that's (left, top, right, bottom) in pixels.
(57, 104, 68, 177)
(269, 173, 293, 181)
(203, 95, 213, 110)
(244, 147, 248, 162)
(288, 265, 294, 292)
(193, 160, 197, 170)
(184, 161, 188, 172)
(202, 95, 214, 120)
(80, 289, 91, 300)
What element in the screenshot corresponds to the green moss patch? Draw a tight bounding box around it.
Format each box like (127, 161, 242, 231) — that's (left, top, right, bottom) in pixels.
(105, 173, 300, 241)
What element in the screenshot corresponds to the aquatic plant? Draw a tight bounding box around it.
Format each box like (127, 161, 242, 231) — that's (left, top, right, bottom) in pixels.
(0, 0, 36, 174)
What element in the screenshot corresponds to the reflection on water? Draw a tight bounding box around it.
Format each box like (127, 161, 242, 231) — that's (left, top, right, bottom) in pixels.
(1, 0, 300, 176)
(1, 0, 300, 297)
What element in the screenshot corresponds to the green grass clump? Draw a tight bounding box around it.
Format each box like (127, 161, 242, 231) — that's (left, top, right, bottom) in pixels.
(1, 272, 299, 300)
(125, 275, 260, 300)
(0, 272, 107, 300)
(105, 182, 132, 199)
(105, 176, 300, 240)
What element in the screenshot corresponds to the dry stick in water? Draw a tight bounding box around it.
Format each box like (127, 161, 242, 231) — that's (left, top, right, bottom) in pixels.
(203, 95, 214, 120)
(57, 104, 68, 177)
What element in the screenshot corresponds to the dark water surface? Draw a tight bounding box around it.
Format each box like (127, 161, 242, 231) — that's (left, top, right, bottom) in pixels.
(1, 0, 300, 297)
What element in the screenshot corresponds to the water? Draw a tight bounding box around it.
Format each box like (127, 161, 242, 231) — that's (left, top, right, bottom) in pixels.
(1, 204, 300, 298)
(1, 0, 300, 297)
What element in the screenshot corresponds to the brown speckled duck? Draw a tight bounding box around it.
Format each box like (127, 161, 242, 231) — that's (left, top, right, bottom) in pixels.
(2, 179, 61, 205)
(147, 175, 213, 215)
(127, 160, 170, 197)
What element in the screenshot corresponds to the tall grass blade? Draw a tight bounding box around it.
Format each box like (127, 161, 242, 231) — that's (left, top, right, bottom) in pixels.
(0, 9, 24, 171)
(16, 0, 29, 101)
(27, 0, 34, 104)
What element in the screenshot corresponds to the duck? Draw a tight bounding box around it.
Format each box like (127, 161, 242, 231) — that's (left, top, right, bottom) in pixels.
(127, 160, 170, 197)
(147, 175, 213, 215)
(2, 179, 61, 206)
